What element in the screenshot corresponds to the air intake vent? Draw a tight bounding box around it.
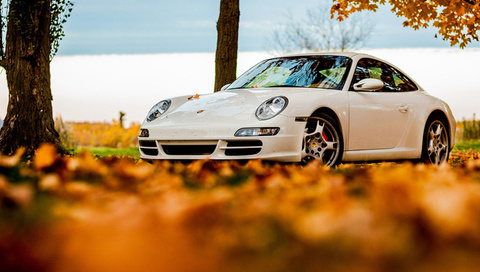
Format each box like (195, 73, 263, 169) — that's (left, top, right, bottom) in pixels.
(226, 140, 262, 147)
(162, 145, 216, 155)
(139, 140, 157, 148)
(140, 148, 158, 156)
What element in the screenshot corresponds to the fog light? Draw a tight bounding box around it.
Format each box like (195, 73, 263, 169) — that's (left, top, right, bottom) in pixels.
(235, 127, 280, 137)
(139, 129, 150, 137)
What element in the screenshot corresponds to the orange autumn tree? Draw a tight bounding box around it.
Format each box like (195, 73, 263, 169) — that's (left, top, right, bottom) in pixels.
(330, 0, 480, 48)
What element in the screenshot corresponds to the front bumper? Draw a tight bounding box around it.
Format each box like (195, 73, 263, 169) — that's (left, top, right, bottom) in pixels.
(138, 116, 305, 162)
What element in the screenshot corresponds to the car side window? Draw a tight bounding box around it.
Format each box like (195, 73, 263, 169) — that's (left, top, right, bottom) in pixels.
(351, 58, 417, 92)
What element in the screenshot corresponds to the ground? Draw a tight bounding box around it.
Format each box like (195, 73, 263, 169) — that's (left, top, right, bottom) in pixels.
(1, 145, 480, 272)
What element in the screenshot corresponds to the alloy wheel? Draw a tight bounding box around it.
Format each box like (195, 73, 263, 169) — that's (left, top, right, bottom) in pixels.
(426, 120, 449, 165)
(302, 116, 341, 166)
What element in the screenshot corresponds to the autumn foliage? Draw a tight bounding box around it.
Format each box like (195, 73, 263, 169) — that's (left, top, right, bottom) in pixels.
(331, 0, 480, 48)
(68, 121, 140, 148)
(1, 144, 480, 271)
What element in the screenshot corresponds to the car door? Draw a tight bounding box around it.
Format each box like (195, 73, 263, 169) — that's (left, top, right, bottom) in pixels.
(348, 58, 418, 151)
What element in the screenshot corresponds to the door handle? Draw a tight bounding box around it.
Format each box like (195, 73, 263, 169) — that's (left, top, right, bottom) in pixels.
(398, 105, 409, 113)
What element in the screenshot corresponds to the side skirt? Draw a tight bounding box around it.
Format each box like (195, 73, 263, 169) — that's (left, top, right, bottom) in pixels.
(342, 147, 421, 162)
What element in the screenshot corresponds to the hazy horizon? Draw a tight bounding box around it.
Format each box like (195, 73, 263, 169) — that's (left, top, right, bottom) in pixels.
(1, 48, 478, 125)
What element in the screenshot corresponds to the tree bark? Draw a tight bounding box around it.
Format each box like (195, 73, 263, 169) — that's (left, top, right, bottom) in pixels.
(214, 0, 240, 92)
(0, 0, 62, 156)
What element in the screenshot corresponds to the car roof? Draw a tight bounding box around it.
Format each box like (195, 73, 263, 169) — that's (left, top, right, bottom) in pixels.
(274, 51, 373, 59)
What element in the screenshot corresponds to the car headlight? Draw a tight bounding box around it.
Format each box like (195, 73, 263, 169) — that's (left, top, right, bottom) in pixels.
(146, 99, 171, 122)
(255, 96, 288, 120)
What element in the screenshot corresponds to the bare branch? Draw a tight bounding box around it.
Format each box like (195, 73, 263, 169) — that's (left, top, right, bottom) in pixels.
(268, 4, 376, 53)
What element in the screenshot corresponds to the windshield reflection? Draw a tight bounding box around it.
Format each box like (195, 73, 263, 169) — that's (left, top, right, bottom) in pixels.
(228, 56, 352, 90)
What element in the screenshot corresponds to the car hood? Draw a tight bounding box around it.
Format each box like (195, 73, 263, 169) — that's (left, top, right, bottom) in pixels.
(143, 87, 338, 126)
(145, 89, 281, 125)
(174, 90, 259, 115)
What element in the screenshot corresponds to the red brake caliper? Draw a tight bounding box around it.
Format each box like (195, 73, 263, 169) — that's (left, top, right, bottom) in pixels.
(322, 132, 328, 141)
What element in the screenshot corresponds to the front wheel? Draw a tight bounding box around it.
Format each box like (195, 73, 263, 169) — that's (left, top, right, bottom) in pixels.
(422, 117, 450, 165)
(302, 114, 343, 167)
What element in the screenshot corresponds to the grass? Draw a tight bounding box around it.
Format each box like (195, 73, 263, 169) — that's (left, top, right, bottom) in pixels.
(453, 140, 480, 151)
(74, 146, 139, 158)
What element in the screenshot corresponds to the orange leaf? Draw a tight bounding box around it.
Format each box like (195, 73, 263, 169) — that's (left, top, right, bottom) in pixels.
(0, 147, 25, 168)
(188, 94, 200, 100)
(34, 143, 60, 170)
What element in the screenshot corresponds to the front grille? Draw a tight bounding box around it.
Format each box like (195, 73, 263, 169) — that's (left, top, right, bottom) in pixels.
(224, 140, 262, 156)
(162, 145, 216, 155)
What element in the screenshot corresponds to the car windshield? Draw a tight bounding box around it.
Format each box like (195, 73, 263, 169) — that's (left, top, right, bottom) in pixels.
(228, 56, 352, 90)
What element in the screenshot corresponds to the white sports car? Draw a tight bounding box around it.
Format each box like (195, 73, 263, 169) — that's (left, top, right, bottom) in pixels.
(138, 52, 455, 166)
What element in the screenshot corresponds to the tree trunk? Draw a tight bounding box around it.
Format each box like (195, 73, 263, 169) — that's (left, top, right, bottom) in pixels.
(214, 0, 240, 92)
(0, 0, 62, 156)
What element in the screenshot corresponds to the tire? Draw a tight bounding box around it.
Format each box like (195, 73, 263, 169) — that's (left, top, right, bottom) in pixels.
(302, 113, 343, 167)
(421, 116, 450, 165)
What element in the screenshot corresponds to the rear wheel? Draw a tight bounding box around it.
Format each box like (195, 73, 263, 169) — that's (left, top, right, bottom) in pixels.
(422, 117, 450, 165)
(302, 113, 343, 167)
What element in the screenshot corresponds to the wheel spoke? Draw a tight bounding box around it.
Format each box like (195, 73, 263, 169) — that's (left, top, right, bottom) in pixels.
(314, 149, 325, 160)
(434, 151, 440, 165)
(435, 124, 443, 137)
(306, 122, 325, 138)
(439, 143, 447, 152)
(325, 141, 337, 150)
(428, 137, 435, 155)
(428, 146, 434, 157)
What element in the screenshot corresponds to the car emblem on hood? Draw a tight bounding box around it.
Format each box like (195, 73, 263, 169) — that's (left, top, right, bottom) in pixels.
(197, 110, 204, 114)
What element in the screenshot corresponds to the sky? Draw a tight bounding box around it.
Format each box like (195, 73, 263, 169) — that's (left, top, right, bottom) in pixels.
(56, 0, 479, 55)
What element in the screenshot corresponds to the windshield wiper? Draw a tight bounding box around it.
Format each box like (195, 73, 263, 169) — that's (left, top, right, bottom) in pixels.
(229, 84, 305, 89)
(267, 84, 305, 88)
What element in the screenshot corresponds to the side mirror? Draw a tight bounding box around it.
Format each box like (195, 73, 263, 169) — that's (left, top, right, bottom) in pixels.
(353, 78, 384, 92)
(220, 84, 231, 92)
